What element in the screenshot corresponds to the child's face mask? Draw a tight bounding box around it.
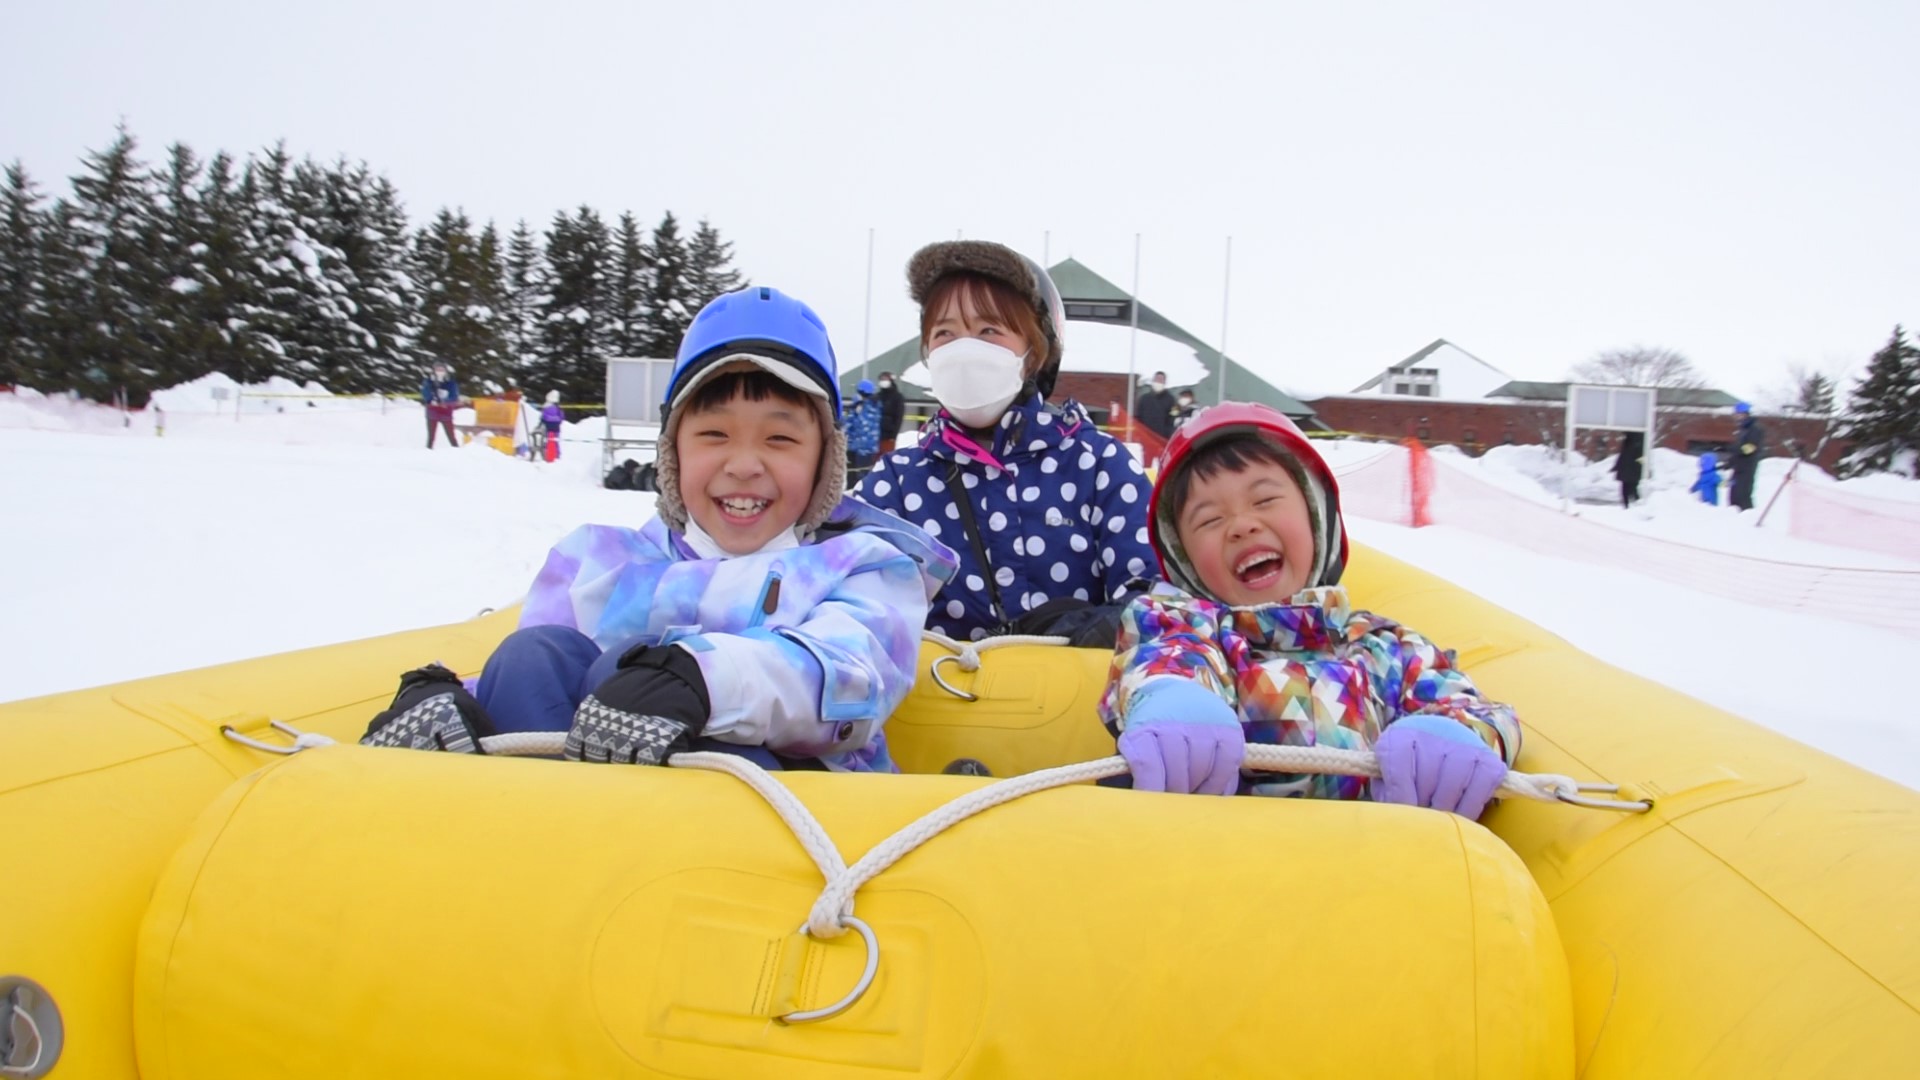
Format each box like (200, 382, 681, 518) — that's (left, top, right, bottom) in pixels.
(925, 337, 1025, 429)
(675, 391, 823, 556)
(1175, 460, 1317, 606)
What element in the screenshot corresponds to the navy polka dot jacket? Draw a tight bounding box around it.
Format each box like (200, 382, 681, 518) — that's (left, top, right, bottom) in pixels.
(852, 394, 1160, 641)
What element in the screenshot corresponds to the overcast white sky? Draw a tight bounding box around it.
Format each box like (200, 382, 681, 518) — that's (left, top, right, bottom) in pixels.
(6, 0, 1916, 399)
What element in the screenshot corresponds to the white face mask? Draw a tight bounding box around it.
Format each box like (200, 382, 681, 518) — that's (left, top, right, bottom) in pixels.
(926, 337, 1026, 428)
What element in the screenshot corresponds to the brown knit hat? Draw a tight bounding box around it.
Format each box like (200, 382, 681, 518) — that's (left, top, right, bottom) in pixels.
(653, 356, 846, 541)
(906, 240, 1067, 397)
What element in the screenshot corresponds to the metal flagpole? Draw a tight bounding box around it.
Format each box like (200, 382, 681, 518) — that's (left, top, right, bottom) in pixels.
(859, 227, 874, 382)
(1216, 236, 1232, 404)
(1125, 233, 1141, 446)
(1042, 230, 1050, 267)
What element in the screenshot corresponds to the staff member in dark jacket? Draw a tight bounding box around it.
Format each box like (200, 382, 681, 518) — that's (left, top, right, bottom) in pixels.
(1729, 403, 1765, 510)
(1611, 431, 1646, 508)
(1134, 371, 1176, 438)
(876, 371, 907, 453)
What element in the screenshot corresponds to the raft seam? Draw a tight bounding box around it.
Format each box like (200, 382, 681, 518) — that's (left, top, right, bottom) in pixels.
(141, 755, 285, 1078)
(1667, 815, 1919, 1015)
(1451, 813, 1481, 1073)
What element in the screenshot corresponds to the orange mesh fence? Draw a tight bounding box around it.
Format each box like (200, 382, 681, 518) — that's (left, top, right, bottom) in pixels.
(1787, 481, 1920, 565)
(1332, 444, 1920, 635)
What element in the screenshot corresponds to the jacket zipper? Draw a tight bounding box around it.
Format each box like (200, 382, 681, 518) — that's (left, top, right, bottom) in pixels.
(750, 570, 782, 628)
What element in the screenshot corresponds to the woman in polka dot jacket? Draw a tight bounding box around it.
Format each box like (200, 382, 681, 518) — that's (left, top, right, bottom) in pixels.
(854, 241, 1159, 645)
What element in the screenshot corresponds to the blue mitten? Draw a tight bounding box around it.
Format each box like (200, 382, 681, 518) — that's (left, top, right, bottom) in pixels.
(1374, 714, 1505, 819)
(1118, 678, 1245, 796)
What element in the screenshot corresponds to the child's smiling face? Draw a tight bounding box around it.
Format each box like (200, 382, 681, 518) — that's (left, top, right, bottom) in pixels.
(1175, 458, 1317, 606)
(675, 374, 823, 555)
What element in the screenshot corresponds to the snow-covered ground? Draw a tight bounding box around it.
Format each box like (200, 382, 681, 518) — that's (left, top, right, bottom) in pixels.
(5, 382, 1918, 790)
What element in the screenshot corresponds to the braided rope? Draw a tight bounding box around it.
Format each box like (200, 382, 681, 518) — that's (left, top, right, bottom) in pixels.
(920, 630, 1072, 672)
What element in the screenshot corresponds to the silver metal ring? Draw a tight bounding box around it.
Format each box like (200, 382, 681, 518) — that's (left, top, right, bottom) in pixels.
(1555, 782, 1653, 813)
(1, 977, 60, 1079)
(219, 722, 300, 755)
(779, 915, 880, 1024)
(929, 655, 978, 702)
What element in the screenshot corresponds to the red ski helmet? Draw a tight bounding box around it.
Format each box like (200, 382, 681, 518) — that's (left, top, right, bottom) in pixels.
(1148, 402, 1349, 597)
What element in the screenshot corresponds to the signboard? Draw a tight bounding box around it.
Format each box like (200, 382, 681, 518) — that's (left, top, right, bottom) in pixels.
(605, 358, 674, 425)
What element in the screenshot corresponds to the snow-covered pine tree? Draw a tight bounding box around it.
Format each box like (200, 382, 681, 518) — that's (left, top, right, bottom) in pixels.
(609, 211, 653, 359)
(284, 157, 363, 390)
(147, 142, 223, 389)
(1791, 371, 1837, 417)
(1837, 325, 1920, 478)
(470, 221, 511, 391)
(348, 173, 423, 393)
(501, 219, 543, 385)
(65, 123, 167, 403)
(195, 151, 277, 385)
(537, 206, 613, 407)
(243, 143, 352, 386)
(644, 210, 691, 358)
(686, 217, 743, 311)
(413, 208, 508, 389)
(0, 162, 50, 388)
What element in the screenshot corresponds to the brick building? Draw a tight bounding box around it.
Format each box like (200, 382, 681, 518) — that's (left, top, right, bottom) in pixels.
(1304, 385, 1847, 472)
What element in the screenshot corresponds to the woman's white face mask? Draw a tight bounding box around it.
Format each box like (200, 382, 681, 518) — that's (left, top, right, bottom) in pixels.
(926, 337, 1025, 428)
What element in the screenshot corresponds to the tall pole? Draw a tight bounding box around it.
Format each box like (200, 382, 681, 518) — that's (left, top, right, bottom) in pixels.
(858, 227, 874, 382)
(1216, 235, 1232, 404)
(1042, 230, 1050, 267)
(1125, 232, 1141, 446)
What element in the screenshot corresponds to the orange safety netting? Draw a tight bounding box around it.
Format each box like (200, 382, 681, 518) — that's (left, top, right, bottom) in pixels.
(1787, 481, 1920, 565)
(1332, 444, 1920, 635)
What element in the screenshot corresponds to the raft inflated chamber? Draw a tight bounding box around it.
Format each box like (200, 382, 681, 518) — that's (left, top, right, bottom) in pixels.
(3, 544, 1917, 1077)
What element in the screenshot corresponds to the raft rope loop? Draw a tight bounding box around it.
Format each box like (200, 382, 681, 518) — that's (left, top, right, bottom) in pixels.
(921, 630, 1073, 701)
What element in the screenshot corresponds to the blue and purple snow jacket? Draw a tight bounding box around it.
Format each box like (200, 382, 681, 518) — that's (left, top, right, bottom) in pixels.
(540, 402, 563, 431)
(517, 497, 958, 772)
(852, 393, 1159, 641)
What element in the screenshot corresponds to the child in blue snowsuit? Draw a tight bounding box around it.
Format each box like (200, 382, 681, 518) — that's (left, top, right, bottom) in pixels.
(362, 287, 958, 771)
(846, 379, 882, 481)
(1691, 452, 1721, 505)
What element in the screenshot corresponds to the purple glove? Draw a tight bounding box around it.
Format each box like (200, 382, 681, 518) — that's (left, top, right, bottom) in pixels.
(1374, 715, 1505, 819)
(1118, 678, 1245, 796)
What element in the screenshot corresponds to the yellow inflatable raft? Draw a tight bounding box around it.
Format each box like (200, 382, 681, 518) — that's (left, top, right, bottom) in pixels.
(3, 545, 1916, 1077)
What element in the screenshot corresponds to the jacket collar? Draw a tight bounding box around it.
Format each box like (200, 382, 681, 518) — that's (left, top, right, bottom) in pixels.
(919, 394, 1089, 468)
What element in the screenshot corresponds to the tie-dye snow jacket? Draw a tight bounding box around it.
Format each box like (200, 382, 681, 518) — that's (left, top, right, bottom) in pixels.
(1100, 584, 1521, 799)
(518, 497, 957, 772)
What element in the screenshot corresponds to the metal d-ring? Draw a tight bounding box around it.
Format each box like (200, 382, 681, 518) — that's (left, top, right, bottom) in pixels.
(218, 719, 310, 755)
(1555, 782, 1653, 813)
(1, 977, 61, 1079)
(778, 915, 880, 1025)
(929, 655, 978, 702)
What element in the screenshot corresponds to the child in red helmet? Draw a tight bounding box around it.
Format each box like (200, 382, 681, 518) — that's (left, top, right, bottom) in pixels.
(1097, 402, 1522, 818)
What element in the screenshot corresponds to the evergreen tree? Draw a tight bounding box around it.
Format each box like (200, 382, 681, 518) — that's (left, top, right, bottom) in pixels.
(1837, 326, 1920, 478)
(500, 219, 543, 380)
(34, 200, 92, 393)
(243, 143, 350, 384)
(348, 173, 423, 393)
(413, 208, 507, 388)
(194, 151, 276, 385)
(644, 210, 692, 357)
(536, 206, 613, 407)
(65, 123, 166, 403)
(686, 217, 743, 310)
(147, 141, 222, 389)
(0, 162, 49, 387)
(1791, 371, 1837, 417)
(608, 211, 652, 358)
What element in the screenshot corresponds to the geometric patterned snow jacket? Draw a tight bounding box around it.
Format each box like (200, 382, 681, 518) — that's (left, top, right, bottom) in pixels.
(1099, 584, 1522, 800)
(517, 497, 958, 772)
(853, 393, 1159, 642)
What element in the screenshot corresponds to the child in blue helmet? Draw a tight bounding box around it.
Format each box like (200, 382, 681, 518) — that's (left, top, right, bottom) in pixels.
(362, 287, 958, 772)
(1691, 452, 1722, 505)
(1099, 402, 1521, 819)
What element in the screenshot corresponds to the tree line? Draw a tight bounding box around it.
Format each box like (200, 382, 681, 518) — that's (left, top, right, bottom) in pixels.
(0, 124, 743, 409)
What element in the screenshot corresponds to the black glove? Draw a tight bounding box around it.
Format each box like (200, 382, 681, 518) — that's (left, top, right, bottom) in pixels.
(564, 643, 712, 764)
(360, 663, 497, 754)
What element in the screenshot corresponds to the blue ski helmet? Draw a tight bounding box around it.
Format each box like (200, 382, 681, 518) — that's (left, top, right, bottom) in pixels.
(857, 379, 877, 395)
(667, 287, 842, 421)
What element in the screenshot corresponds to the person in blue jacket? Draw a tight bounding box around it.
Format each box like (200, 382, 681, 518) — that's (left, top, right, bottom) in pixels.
(1691, 452, 1722, 505)
(854, 240, 1160, 647)
(846, 379, 882, 481)
(421, 363, 460, 449)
